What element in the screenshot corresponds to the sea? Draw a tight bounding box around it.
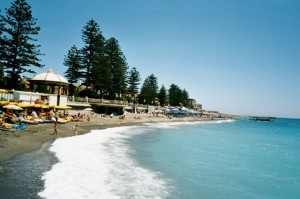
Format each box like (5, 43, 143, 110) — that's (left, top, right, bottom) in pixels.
(0, 118, 300, 199)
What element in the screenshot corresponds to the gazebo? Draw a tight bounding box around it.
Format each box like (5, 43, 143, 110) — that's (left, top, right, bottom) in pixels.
(29, 68, 69, 105)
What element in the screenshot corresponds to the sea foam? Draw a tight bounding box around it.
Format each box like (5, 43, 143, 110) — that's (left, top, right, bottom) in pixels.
(143, 119, 234, 128)
(39, 120, 234, 199)
(38, 126, 170, 199)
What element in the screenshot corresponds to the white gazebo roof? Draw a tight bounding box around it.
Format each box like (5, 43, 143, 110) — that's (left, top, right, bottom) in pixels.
(31, 68, 69, 84)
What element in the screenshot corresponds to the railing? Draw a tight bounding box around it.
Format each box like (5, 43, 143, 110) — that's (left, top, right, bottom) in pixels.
(67, 96, 148, 108)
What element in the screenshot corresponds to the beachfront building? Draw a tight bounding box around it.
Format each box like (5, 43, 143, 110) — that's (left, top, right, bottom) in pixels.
(194, 103, 203, 111)
(5, 69, 69, 106)
(187, 99, 197, 109)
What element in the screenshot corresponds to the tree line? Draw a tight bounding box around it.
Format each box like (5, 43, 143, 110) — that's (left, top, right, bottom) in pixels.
(0, 0, 192, 108)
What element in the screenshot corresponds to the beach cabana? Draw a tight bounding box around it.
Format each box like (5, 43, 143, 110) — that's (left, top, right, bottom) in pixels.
(29, 68, 69, 106)
(5, 69, 69, 107)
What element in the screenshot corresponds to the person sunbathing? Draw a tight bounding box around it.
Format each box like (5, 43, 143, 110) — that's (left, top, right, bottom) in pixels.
(31, 110, 43, 122)
(72, 115, 82, 122)
(0, 119, 13, 128)
(64, 115, 73, 122)
(0, 119, 4, 127)
(3, 111, 18, 124)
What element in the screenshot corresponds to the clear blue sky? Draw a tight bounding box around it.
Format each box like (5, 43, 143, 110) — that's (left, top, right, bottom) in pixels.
(1, 0, 300, 118)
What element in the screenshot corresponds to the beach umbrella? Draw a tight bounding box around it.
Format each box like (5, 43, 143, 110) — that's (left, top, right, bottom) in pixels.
(55, 105, 72, 109)
(0, 101, 9, 106)
(33, 104, 42, 108)
(3, 104, 23, 110)
(83, 107, 93, 111)
(17, 103, 30, 108)
(41, 105, 49, 109)
(0, 89, 8, 93)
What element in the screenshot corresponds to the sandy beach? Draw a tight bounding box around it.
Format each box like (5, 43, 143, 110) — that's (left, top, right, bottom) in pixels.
(0, 112, 215, 162)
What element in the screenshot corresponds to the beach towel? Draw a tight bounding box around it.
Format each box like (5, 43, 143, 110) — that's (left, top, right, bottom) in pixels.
(14, 123, 26, 131)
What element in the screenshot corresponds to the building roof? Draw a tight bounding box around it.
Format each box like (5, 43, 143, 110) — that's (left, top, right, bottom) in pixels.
(31, 68, 69, 84)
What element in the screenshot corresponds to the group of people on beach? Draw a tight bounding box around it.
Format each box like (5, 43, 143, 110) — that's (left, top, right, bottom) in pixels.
(50, 123, 78, 136)
(51, 113, 91, 136)
(1, 108, 62, 124)
(0, 106, 92, 125)
(0, 105, 93, 137)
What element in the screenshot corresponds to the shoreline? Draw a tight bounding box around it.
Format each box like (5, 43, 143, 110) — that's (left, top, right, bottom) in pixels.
(0, 114, 220, 162)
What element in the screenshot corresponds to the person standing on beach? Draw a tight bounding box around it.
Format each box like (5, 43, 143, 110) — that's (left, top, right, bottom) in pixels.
(55, 111, 59, 123)
(51, 122, 58, 136)
(73, 124, 78, 135)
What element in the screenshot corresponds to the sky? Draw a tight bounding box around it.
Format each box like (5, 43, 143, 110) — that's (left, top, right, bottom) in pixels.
(1, 0, 300, 118)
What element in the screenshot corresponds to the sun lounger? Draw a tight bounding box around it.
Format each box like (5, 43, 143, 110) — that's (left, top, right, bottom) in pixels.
(21, 120, 39, 125)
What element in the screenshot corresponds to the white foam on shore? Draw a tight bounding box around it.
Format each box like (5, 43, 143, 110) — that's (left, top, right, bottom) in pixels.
(143, 119, 235, 128)
(38, 126, 170, 199)
(38, 120, 234, 199)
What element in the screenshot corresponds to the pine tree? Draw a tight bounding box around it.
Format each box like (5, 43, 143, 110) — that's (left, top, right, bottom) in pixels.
(105, 37, 128, 99)
(168, 84, 182, 106)
(0, 9, 3, 36)
(138, 74, 158, 105)
(158, 84, 167, 107)
(181, 89, 189, 107)
(81, 19, 105, 89)
(0, 9, 4, 86)
(127, 67, 141, 97)
(0, 0, 43, 89)
(92, 52, 111, 99)
(64, 45, 82, 96)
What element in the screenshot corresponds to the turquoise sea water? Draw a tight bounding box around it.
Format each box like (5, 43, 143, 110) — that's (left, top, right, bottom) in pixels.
(130, 119, 300, 198)
(1, 118, 300, 199)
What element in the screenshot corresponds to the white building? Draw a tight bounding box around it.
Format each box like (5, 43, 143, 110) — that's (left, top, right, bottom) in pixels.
(6, 69, 69, 106)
